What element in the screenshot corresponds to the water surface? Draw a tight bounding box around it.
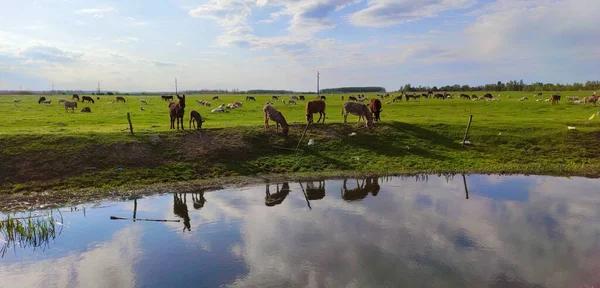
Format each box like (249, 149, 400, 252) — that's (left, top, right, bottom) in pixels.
(1, 175, 600, 288)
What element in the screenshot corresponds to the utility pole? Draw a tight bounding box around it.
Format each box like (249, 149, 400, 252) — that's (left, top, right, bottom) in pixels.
(317, 71, 320, 96)
(97, 81, 101, 94)
(52, 82, 54, 95)
(175, 78, 178, 95)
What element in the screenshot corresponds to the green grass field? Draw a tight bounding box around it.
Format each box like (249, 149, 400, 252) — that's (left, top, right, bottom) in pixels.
(1, 91, 598, 135)
(0, 91, 599, 196)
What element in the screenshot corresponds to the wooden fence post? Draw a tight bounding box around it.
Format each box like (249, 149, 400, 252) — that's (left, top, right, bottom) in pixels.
(127, 112, 134, 135)
(462, 115, 473, 146)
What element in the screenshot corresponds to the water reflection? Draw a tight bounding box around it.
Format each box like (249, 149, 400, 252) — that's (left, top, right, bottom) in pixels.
(265, 183, 290, 207)
(340, 178, 381, 201)
(2, 175, 600, 288)
(173, 193, 191, 231)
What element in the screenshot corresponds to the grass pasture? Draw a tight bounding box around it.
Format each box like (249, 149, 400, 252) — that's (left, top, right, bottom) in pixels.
(1, 91, 598, 135)
(0, 91, 599, 197)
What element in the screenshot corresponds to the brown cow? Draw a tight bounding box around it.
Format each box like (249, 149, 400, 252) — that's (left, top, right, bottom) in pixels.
(369, 98, 382, 122)
(551, 94, 561, 105)
(306, 100, 326, 124)
(342, 102, 373, 128)
(263, 105, 289, 136)
(584, 96, 599, 106)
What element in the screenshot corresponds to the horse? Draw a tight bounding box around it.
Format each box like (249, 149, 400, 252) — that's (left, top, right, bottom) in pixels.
(58, 98, 67, 104)
(81, 96, 95, 103)
(38, 96, 47, 104)
(369, 98, 382, 122)
(64, 101, 78, 112)
(349, 96, 358, 102)
(320, 95, 326, 101)
(551, 94, 561, 105)
(212, 96, 219, 101)
(246, 96, 256, 101)
(81, 107, 91, 113)
(272, 95, 279, 100)
(299, 95, 305, 101)
(162, 95, 173, 101)
(342, 102, 373, 128)
(306, 100, 326, 124)
(189, 110, 204, 130)
(173, 193, 191, 231)
(169, 94, 186, 130)
(72, 94, 80, 102)
(116, 96, 126, 103)
(263, 105, 289, 136)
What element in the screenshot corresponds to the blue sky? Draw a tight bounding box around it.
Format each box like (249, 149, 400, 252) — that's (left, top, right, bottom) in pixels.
(0, 0, 598, 92)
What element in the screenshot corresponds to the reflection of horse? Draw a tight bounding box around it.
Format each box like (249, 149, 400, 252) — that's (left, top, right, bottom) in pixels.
(192, 192, 207, 210)
(341, 178, 380, 201)
(173, 193, 191, 231)
(265, 183, 291, 207)
(305, 181, 325, 200)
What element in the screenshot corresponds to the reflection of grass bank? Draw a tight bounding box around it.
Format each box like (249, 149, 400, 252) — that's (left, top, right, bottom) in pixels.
(0, 211, 63, 257)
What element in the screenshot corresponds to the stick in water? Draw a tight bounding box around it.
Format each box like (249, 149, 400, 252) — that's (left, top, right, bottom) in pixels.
(110, 216, 180, 222)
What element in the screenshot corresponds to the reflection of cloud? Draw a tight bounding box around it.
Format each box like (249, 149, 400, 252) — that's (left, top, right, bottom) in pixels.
(0, 226, 141, 288)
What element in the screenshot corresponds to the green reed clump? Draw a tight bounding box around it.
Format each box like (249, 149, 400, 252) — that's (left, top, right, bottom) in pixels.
(0, 210, 63, 257)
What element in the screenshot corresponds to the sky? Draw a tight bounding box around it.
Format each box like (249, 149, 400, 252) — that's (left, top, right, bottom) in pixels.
(0, 0, 598, 92)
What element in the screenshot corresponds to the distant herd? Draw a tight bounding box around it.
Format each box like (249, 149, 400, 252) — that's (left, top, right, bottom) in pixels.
(11, 91, 599, 136)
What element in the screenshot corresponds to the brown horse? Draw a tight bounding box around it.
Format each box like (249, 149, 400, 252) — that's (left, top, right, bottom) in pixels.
(306, 100, 326, 124)
(341, 178, 380, 201)
(169, 94, 186, 130)
(173, 193, 191, 231)
(189, 110, 204, 130)
(263, 105, 289, 136)
(265, 183, 290, 207)
(369, 98, 382, 122)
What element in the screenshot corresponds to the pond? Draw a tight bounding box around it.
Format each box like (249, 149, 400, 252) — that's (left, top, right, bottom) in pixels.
(1, 175, 600, 288)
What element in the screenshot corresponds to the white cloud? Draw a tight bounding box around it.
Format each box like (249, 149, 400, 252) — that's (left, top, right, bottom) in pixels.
(74, 7, 114, 18)
(176, 42, 183, 46)
(18, 45, 83, 63)
(113, 37, 140, 44)
(349, 0, 476, 27)
(126, 16, 150, 26)
(23, 25, 44, 30)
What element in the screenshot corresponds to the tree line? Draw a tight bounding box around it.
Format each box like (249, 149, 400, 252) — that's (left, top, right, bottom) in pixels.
(400, 80, 600, 92)
(320, 87, 386, 93)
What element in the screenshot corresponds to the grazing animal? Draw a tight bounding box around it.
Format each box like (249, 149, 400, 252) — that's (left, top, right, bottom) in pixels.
(189, 110, 204, 130)
(460, 94, 470, 100)
(64, 101, 77, 112)
(393, 96, 403, 102)
(584, 96, 599, 106)
(551, 94, 561, 105)
(287, 99, 297, 105)
(369, 98, 382, 122)
(72, 94, 80, 101)
(306, 100, 326, 124)
(567, 96, 580, 101)
(299, 95, 305, 101)
(349, 96, 358, 102)
(471, 95, 479, 100)
(272, 95, 279, 100)
(81, 107, 91, 113)
(81, 96, 95, 103)
(341, 178, 380, 201)
(484, 93, 493, 99)
(290, 96, 298, 101)
(169, 94, 186, 130)
(212, 96, 219, 101)
(38, 96, 47, 104)
(320, 95, 326, 101)
(518, 97, 529, 101)
(263, 105, 289, 137)
(265, 183, 291, 207)
(13, 99, 21, 103)
(116, 96, 126, 103)
(357, 96, 367, 102)
(537, 92, 543, 97)
(434, 93, 445, 100)
(246, 96, 256, 101)
(162, 95, 173, 101)
(58, 98, 66, 104)
(342, 102, 373, 128)
(140, 99, 148, 105)
(96, 97, 100, 100)
(140, 107, 145, 111)
(41, 100, 51, 105)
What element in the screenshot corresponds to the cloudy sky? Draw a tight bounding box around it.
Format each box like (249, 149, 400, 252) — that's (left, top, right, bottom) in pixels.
(0, 0, 598, 92)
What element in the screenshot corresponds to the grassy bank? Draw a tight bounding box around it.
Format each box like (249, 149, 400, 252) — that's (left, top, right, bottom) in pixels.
(1, 92, 599, 197)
